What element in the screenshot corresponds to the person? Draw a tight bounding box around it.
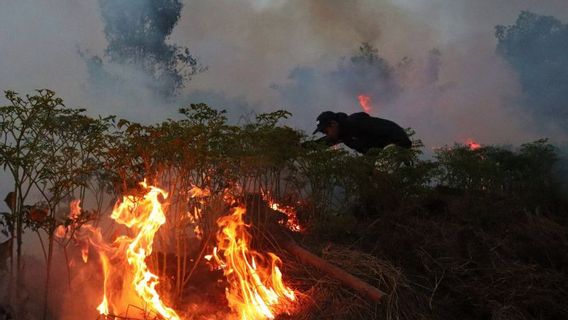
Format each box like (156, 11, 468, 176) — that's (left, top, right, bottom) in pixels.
(310, 111, 412, 154)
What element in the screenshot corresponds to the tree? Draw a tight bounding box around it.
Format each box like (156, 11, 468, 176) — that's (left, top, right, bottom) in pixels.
(0, 90, 65, 298)
(331, 42, 401, 104)
(496, 11, 568, 128)
(0, 90, 115, 318)
(87, 0, 203, 97)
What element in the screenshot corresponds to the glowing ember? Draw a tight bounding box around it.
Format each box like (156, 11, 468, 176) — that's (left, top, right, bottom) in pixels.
(358, 94, 373, 114)
(466, 138, 481, 150)
(261, 192, 302, 232)
(212, 206, 296, 319)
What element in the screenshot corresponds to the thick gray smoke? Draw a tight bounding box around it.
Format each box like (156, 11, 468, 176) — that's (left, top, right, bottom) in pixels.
(496, 11, 568, 129)
(2, 1, 568, 318)
(2, 0, 568, 204)
(2, 0, 568, 143)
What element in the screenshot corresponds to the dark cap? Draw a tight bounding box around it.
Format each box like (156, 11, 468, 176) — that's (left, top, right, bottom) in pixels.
(313, 111, 337, 134)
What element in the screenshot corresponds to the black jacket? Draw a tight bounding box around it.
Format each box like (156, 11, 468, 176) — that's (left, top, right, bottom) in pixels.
(326, 112, 412, 154)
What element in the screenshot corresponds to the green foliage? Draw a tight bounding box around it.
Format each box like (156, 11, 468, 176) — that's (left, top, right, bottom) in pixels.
(3, 92, 564, 234)
(435, 139, 560, 212)
(2, 90, 567, 318)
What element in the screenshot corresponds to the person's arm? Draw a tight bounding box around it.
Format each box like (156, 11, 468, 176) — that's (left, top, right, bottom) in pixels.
(301, 136, 339, 150)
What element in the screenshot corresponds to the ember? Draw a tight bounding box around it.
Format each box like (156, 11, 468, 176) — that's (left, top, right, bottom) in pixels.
(261, 191, 302, 232)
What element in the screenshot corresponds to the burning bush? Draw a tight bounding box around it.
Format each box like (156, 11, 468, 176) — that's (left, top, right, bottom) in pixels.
(1, 90, 567, 319)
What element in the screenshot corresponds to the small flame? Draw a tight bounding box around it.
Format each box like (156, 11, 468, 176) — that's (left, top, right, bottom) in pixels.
(69, 199, 81, 220)
(212, 206, 295, 319)
(97, 295, 109, 315)
(466, 138, 481, 150)
(81, 244, 89, 263)
(261, 192, 302, 232)
(96, 253, 111, 315)
(54, 225, 67, 239)
(54, 199, 83, 239)
(358, 95, 373, 114)
(189, 185, 211, 198)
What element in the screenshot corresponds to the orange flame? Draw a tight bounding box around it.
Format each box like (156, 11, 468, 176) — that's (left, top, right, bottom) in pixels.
(466, 138, 481, 150)
(78, 182, 296, 319)
(212, 206, 295, 319)
(358, 95, 372, 114)
(69, 199, 81, 220)
(109, 181, 180, 320)
(81, 243, 89, 263)
(96, 254, 111, 315)
(54, 199, 83, 239)
(261, 192, 302, 232)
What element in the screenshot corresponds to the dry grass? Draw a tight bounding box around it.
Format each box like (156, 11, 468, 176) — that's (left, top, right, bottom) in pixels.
(277, 245, 427, 320)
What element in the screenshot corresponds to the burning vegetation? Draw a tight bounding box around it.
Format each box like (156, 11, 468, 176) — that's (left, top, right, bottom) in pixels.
(1, 90, 568, 320)
(357, 95, 373, 114)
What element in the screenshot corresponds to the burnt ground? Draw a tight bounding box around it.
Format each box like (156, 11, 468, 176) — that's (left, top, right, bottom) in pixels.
(275, 188, 568, 320)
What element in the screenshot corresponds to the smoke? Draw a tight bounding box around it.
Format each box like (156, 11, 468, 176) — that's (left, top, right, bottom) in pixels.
(2, 1, 568, 316)
(2, 0, 568, 207)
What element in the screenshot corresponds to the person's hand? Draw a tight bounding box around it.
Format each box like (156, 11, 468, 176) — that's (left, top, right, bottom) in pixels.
(301, 137, 329, 150)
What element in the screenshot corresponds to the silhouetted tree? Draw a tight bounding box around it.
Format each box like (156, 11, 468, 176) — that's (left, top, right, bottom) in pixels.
(496, 11, 568, 128)
(87, 0, 202, 97)
(331, 42, 401, 103)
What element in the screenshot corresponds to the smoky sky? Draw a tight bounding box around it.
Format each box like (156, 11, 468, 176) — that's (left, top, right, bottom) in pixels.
(1, 0, 568, 147)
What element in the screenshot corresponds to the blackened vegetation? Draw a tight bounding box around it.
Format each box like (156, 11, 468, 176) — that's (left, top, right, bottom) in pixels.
(496, 11, 568, 129)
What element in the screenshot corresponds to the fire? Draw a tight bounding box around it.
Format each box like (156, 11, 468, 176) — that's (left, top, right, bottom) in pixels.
(72, 181, 296, 319)
(211, 205, 296, 319)
(81, 243, 89, 263)
(69, 199, 81, 220)
(109, 181, 181, 320)
(54, 199, 83, 239)
(261, 192, 302, 232)
(358, 94, 373, 114)
(78, 182, 179, 319)
(189, 185, 211, 198)
(466, 138, 481, 150)
(96, 254, 110, 315)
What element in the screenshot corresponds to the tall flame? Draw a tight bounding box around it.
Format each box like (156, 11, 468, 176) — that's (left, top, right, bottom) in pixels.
(358, 94, 373, 114)
(212, 206, 295, 319)
(78, 182, 296, 319)
(96, 254, 110, 315)
(109, 181, 180, 320)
